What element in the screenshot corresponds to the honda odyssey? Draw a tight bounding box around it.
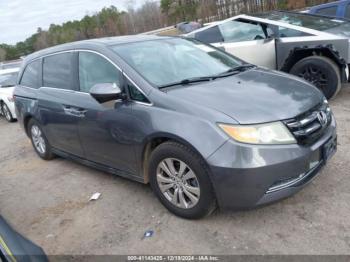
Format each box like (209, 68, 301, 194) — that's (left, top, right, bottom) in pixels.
(14, 36, 337, 219)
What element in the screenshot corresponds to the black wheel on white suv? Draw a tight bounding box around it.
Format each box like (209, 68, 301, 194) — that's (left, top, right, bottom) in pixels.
(1, 102, 15, 122)
(27, 118, 55, 160)
(290, 56, 341, 100)
(148, 141, 217, 219)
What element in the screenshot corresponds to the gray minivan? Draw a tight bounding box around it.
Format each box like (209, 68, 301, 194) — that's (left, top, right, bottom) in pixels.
(14, 35, 337, 219)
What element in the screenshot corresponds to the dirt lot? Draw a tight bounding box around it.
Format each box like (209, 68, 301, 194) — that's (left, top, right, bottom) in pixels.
(0, 88, 350, 255)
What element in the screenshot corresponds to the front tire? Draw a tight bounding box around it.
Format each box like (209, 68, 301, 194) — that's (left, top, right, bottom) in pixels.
(1, 103, 15, 122)
(149, 141, 216, 219)
(290, 56, 341, 100)
(27, 119, 55, 160)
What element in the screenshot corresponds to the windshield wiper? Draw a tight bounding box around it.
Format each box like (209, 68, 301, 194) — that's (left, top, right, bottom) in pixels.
(159, 76, 213, 89)
(158, 64, 256, 89)
(217, 64, 256, 76)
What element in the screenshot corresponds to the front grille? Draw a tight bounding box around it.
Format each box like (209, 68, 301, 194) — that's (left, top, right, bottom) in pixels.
(284, 102, 332, 145)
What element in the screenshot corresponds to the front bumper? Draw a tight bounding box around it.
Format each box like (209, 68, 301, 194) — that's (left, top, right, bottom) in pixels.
(207, 115, 337, 210)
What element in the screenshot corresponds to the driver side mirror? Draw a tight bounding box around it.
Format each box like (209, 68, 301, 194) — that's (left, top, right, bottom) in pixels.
(90, 83, 124, 103)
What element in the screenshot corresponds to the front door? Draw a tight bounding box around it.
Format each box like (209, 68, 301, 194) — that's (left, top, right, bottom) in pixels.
(75, 51, 138, 174)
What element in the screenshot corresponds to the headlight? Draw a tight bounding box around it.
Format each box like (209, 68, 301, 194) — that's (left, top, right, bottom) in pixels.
(218, 122, 296, 145)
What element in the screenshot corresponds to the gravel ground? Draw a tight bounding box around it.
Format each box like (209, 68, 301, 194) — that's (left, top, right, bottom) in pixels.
(0, 87, 349, 255)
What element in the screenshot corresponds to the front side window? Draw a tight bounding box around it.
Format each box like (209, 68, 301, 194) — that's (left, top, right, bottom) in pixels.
(112, 38, 242, 87)
(20, 60, 40, 88)
(43, 53, 74, 90)
(316, 6, 337, 16)
(79, 52, 121, 93)
(219, 20, 266, 42)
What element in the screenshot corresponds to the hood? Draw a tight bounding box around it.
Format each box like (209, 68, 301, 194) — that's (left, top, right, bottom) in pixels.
(166, 68, 323, 124)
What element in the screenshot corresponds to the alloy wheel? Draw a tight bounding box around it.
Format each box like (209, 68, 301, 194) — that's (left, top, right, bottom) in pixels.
(299, 66, 328, 92)
(156, 158, 200, 209)
(31, 125, 46, 154)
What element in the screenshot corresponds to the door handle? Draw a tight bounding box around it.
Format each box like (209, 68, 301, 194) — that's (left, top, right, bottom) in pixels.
(63, 106, 87, 118)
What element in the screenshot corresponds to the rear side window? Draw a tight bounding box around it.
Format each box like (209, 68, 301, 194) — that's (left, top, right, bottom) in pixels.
(43, 53, 74, 90)
(316, 6, 337, 16)
(195, 26, 223, 44)
(79, 52, 121, 93)
(20, 60, 40, 88)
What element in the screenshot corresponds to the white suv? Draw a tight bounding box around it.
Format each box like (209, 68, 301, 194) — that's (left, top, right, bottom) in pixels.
(0, 67, 19, 122)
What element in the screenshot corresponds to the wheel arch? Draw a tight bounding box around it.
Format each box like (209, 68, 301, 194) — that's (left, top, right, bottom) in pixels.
(140, 133, 208, 184)
(280, 45, 348, 82)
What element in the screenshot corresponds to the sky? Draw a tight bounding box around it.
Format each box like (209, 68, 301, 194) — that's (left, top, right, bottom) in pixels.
(0, 0, 148, 45)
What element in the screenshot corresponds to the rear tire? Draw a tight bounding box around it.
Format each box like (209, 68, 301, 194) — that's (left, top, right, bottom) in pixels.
(290, 56, 341, 100)
(1, 103, 15, 122)
(149, 141, 217, 219)
(27, 119, 55, 160)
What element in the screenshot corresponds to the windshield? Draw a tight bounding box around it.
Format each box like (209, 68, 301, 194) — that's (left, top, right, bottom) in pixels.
(0, 72, 18, 87)
(257, 12, 350, 32)
(111, 38, 242, 87)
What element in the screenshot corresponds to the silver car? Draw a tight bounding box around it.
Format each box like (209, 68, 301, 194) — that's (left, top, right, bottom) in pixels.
(187, 11, 350, 99)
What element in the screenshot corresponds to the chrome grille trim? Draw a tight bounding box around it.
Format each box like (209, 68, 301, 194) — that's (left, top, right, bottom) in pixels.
(284, 102, 331, 145)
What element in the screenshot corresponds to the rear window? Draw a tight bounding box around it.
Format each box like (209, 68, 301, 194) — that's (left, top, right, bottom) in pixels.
(20, 60, 40, 88)
(43, 53, 74, 90)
